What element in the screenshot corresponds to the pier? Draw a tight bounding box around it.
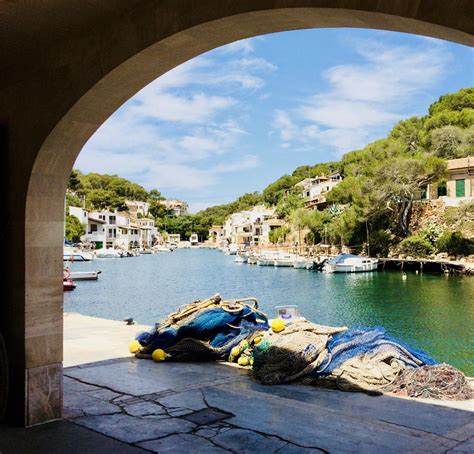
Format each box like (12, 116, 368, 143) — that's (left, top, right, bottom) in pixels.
(378, 258, 474, 275)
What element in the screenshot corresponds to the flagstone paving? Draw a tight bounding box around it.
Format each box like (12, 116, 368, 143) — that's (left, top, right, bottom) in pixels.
(63, 357, 474, 453)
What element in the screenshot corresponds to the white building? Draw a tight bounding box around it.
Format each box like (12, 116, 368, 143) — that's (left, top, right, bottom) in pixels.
(223, 205, 276, 245)
(168, 233, 180, 245)
(69, 206, 107, 249)
(159, 199, 188, 216)
(125, 200, 149, 218)
(295, 173, 342, 210)
(207, 226, 225, 245)
(136, 217, 159, 247)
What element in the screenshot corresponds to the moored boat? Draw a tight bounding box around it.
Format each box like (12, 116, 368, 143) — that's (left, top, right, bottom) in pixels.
(154, 245, 172, 252)
(95, 248, 122, 258)
(63, 247, 94, 261)
(273, 253, 297, 267)
(69, 270, 102, 281)
(293, 257, 311, 269)
(323, 254, 378, 273)
(235, 254, 248, 264)
(247, 255, 258, 265)
(63, 279, 76, 291)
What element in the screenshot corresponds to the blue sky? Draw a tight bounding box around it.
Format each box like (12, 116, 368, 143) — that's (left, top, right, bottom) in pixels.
(75, 28, 473, 212)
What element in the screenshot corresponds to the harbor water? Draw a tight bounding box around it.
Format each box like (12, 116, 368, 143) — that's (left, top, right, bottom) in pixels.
(65, 248, 474, 375)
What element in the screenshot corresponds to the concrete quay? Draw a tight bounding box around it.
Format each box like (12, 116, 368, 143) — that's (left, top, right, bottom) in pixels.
(1, 313, 473, 453)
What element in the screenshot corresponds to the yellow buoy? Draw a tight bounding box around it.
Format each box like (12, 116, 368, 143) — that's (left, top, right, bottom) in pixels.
(271, 318, 285, 333)
(253, 336, 262, 345)
(128, 340, 141, 354)
(229, 346, 242, 361)
(152, 349, 167, 362)
(238, 355, 249, 366)
(239, 340, 249, 349)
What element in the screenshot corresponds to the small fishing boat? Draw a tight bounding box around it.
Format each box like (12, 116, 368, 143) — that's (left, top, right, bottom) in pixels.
(235, 254, 248, 264)
(247, 255, 258, 265)
(63, 247, 94, 262)
(273, 253, 297, 267)
(154, 245, 172, 252)
(139, 249, 154, 254)
(293, 257, 310, 269)
(257, 250, 278, 266)
(69, 270, 102, 281)
(63, 268, 77, 290)
(95, 248, 122, 258)
(63, 279, 76, 291)
(225, 244, 238, 256)
(323, 254, 378, 273)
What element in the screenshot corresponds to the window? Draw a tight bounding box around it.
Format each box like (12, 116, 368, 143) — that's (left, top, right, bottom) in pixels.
(109, 215, 116, 225)
(455, 179, 465, 197)
(437, 182, 447, 197)
(89, 224, 98, 234)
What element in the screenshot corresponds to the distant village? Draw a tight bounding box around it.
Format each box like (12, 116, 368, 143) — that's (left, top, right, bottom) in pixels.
(69, 156, 473, 253)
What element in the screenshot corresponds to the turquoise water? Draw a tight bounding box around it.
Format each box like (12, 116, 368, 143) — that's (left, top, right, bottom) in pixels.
(65, 248, 474, 375)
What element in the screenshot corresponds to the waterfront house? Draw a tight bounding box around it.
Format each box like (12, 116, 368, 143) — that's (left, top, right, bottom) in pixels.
(223, 205, 276, 245)
(159, 199, 188, 216)
(69, 206, 107, 249)
(168, 233, 181, 245)
(420, 156, 474, 206)
(190, 233, 199, 245)
(136, 217, 159, 248)
(125, 200, 150, 218)
(295, 173, 343, 210)
(207, 226, 225, 245)
(261, 218, 287, 245)
(69, 206, 89, 226)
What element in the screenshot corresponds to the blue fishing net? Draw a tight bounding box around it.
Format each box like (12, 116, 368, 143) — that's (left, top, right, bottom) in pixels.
(315, 326, 438, 376)
(136, 306, 268, 355)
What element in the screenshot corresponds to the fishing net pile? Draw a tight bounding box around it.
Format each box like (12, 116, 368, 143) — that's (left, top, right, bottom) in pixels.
(133, 294, 269, 361)
(132, 294, 472, 401)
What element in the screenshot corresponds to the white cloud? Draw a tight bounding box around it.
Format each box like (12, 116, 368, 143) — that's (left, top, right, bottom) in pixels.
(130, 91, 236, 124)
(220, 38, 256, 55)
(273, 39, 450, 154)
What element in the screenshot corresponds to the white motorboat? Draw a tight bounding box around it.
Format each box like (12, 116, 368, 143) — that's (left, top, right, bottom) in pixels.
(63, 247, 94, 262)
(154, 245, 172, 252)
(225, 244, 238, 255)
(323, 254, 378, 273)
(273, 252, 297, 267)
(247, 255, 258, 265)
(95, 248, 122, 258)
(69, 270, 102, 281)
(235, 254, 248, 264)
(139, 249, 154, 255)
(293, 257, 311, 269)
(257, 250, 278, 266)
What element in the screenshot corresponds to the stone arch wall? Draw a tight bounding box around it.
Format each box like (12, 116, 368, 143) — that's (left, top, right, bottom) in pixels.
(1, 0, 472, 425)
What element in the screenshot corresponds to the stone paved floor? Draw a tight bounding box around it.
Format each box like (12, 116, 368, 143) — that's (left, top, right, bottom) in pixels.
(63, 357, 474, 453)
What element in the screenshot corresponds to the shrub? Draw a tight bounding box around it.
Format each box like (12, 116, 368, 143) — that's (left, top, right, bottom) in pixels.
(398, 235, 434, 257)
(369, 229, 392, 257)
(418, 222, 443, 245)
(436, 231, 474, 256)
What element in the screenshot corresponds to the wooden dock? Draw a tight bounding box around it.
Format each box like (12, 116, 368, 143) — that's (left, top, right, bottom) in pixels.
(378, 258, 474, 274)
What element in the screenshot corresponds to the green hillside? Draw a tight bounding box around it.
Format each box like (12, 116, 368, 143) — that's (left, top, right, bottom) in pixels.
(68, 88, 474, 249)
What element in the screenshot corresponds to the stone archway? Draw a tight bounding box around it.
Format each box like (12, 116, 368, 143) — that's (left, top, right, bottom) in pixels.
(1, 1, 473, 426)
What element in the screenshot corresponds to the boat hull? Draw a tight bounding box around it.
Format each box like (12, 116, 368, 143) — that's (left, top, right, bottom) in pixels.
(69, 271, 101, 281)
